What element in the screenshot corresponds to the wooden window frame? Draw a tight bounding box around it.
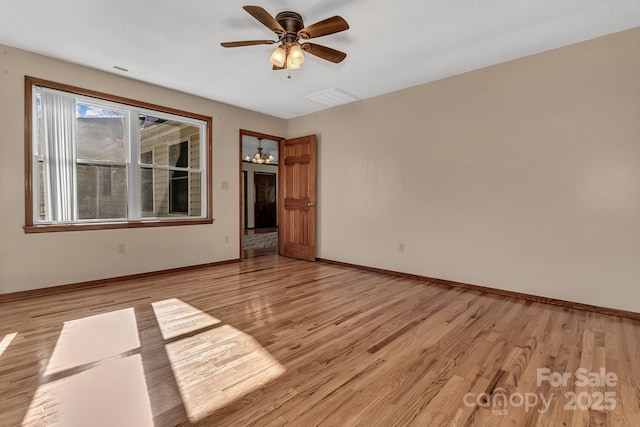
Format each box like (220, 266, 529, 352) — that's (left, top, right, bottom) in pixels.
(24, 76, 213, 233)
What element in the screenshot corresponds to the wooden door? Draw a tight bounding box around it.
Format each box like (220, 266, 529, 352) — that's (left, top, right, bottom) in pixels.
(278, 135, 316, 261)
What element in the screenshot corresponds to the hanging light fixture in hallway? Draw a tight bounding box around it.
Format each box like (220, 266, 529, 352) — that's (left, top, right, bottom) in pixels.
(245, 138, 275, 164)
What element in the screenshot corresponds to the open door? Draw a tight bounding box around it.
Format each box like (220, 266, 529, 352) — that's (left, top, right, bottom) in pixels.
(278, 135, 317, 261)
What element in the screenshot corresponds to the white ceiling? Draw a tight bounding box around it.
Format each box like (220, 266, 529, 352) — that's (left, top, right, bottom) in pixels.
(2, 1, 639, 119)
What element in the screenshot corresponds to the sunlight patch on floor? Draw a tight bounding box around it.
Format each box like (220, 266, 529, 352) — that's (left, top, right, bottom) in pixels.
(23, 308, 151, 426)
(153, 299, 285, 423)
(44, 308, 140, 375)
(166, 325, 285, 422)
(0, 332, 17, 358)
(151, 298, 221, 340)
(23, 355, 153, 427)
(20, 300, 283, 425)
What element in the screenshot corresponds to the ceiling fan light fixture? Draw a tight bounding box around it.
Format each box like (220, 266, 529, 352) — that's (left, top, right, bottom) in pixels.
(221, 6, 348, 74)
(286, 53, 301, 70)
(289, 44, 305, 66)
(269, 46, 286, 68)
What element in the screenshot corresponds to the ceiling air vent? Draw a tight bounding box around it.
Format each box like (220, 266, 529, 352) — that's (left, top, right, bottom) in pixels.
(304, 88, 360, 107)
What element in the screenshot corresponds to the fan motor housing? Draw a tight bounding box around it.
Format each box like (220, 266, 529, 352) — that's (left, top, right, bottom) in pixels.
(276, 11, 304, 35)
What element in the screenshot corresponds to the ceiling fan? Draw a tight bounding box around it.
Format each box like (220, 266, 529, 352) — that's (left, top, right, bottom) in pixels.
(221, 5, 349, 71)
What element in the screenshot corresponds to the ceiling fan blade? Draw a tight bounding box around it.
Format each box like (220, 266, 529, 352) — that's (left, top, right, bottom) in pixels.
(221, 40, 276, 48)
(298, 16, 349, 40)
(243, 5, 285, 35)
(301, 43, 347, 63)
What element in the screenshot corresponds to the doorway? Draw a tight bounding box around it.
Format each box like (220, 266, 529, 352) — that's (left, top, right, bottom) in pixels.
(240, 130, 282, 259)
(254, 172, 277, 228)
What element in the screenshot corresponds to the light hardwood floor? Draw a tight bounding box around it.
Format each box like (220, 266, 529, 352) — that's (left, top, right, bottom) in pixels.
(1, 255, 639, 426)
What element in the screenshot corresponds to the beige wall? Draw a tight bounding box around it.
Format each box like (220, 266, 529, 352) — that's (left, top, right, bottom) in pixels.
(288, 28, 640, 312)
(0, 45, 286, 294)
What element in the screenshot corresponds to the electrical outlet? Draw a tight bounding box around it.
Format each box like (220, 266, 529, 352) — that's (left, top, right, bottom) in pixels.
(224, 235, 229, 243)
(221, 181, 230, 190)
(117, 243, 126, 254)
(398, 243, 405, 253)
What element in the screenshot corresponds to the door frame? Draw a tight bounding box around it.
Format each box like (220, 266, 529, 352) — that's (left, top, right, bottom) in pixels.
(242, 170, 248, 230)
(239, 129, 284, 260)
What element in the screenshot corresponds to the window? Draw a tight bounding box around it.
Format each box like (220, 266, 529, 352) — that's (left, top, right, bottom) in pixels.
(25, 77, 212, 232)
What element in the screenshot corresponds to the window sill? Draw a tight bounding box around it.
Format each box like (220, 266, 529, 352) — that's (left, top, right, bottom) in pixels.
(24, 218, 214, 233)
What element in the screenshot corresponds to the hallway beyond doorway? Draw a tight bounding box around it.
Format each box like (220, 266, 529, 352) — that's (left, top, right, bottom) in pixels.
(243, 228, 278, 258)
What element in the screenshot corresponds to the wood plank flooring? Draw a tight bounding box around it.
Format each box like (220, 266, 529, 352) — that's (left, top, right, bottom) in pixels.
(1, 255, 639, 426)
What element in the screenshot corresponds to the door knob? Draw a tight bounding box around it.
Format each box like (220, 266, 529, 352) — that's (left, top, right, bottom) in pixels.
(308, 201, 316, 207)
